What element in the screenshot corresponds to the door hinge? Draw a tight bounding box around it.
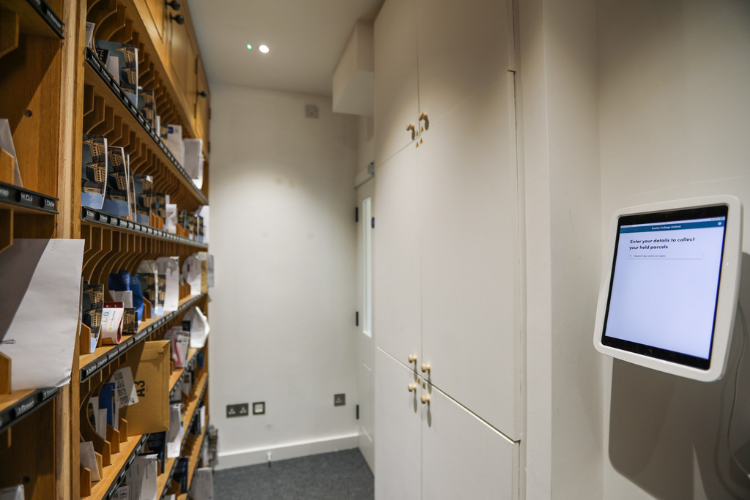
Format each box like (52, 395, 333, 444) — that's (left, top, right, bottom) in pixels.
(356, 311, 359, 326)
(355, 207, 359, 222)
(356, 404, 359, 420)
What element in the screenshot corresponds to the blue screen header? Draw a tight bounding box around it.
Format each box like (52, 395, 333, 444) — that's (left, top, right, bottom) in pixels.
(620, 219, 725, 234)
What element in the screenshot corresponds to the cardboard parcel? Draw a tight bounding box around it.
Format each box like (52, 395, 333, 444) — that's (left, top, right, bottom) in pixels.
(121, 340, 170, 434)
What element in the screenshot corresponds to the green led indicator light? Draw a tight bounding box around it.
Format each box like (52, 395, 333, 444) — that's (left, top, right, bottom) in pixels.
(246, 44, 252, 50)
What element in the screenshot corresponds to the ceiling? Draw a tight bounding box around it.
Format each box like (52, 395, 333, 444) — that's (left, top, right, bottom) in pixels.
(189, 0, 383, 97)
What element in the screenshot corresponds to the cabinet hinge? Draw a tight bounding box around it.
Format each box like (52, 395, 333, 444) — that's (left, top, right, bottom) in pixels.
(356, 404, 359, 420)
(371, 217, 375, 228)
(355, 207, 359, 222)
(356, 311, 359, 326)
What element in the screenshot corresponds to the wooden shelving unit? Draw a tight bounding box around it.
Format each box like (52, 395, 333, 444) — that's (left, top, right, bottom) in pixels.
(0, 0, 211, 496)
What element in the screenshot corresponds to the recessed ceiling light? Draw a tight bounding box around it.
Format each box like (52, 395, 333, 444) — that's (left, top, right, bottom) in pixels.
(246, 44, 252, 49)
(259, 45, 269, 54)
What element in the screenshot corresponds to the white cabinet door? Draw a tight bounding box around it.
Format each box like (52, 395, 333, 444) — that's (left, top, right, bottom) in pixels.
(419, 75, 520, 438)
(374, 145, 421, 366)
(374, 0, 419, 167)
(375, 348, 421, 500)
(417, 0, 512, 129)
(422, 384, 517, 500)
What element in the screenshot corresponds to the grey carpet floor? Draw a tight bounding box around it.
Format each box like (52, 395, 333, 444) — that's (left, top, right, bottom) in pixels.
(214, 448, 374, 500)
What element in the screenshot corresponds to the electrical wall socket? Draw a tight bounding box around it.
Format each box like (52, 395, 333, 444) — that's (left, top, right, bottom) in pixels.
(334, 394, 346, 407)
(226, 403, 249, 418)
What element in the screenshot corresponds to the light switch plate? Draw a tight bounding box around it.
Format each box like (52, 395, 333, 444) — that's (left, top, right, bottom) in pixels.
(334, 394, 346, 407)
(253, 402, 265, 415)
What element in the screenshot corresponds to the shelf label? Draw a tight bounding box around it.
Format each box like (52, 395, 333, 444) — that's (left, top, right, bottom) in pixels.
(84, 210, 95, 221)
(18, 192, 33, 204)
(44, 198, 55, 210)
(0, 187, 9, 199)
(13, 398, 36, 418)
(41, 388, 57, 401)
(46, 12, 63, 31)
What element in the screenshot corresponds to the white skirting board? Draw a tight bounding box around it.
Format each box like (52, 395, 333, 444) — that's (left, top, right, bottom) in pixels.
(215, 433, 360, 470)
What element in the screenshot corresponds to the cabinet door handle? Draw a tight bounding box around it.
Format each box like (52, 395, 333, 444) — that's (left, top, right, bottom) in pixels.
(420, 394, 430, 404)
(406, 123, 415, 140)
(407, 354, 417, 364)
(166, 0, 181, 10)
(419, 112, 429, 131)
(197, 91, 208, 98)
(421, 363, 431, 373)
(408, 383, 417, 393)
(170, 13, 185, 24)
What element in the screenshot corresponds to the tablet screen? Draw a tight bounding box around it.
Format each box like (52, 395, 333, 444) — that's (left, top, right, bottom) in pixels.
(602, 205, 729, 369)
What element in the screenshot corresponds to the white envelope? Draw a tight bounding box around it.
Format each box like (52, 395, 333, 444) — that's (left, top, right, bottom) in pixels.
(165, 204, 178, 234)
(110, 366, 139, 407)
(0, 485, 24, 500)
(156, 257, 179, 312)
(97, 409, 107, 439)
(182, 255, 202, 296)
(166, 125, 184, 166)
(190, 468, 214, 500)
(80, 442, 101, 482)
(109, 290, 133, 308)
(127, 455, 157, 500)
(183, 138, 203, 183)
(184, 306, 210, 349)
(166, 404, 183, 459)
(0, 239, 84, 390)
(0, 119, 22, 187)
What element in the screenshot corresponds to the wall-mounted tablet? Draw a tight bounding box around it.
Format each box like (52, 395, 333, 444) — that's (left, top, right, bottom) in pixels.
(594, 195, 743, 381)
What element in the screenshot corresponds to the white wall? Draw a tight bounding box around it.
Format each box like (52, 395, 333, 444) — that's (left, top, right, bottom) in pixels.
(208, 84, 361, 468)
(597, 1, 750, 497)
(520, 0, 750, 498)
(518, 0, 604, 497)
(357, 115, 375, 175)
